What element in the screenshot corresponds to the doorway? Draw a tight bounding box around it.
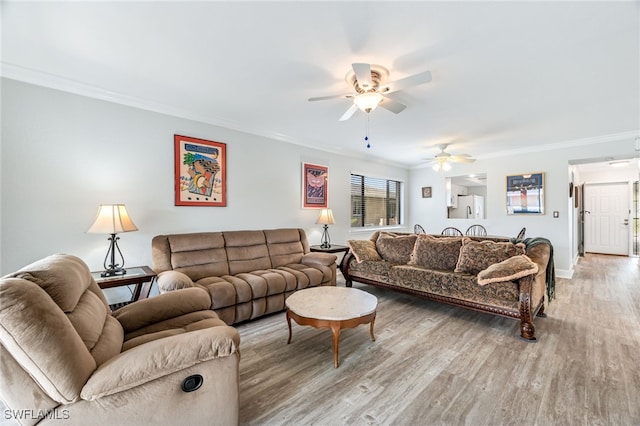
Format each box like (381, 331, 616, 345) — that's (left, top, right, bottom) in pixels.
(583, 182, 630, 255)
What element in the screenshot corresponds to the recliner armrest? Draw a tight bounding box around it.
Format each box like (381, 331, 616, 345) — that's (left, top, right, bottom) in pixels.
(81, 326, 239, 400)
(301, 252, 337, 267)
(113, 287, 212, 333)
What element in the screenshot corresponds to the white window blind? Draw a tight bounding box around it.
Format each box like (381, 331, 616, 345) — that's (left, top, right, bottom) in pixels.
(350, 174, 402, 227)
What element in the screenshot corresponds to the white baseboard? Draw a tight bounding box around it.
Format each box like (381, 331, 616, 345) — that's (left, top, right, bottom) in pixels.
(555, 268, 573, 279)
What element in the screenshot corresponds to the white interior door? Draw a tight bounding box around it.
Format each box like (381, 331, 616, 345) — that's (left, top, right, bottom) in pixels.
(584, 182, 630, 255)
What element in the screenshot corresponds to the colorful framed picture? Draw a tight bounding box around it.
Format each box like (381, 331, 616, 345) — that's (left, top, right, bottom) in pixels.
(302, 162, 328, 208)
(422, 186, 432, 198)
(174, 135, 226, 206)
(506, 172, 544, 215)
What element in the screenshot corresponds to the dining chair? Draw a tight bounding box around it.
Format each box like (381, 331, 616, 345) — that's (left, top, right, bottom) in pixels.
(414, 224, 426, 234)
(465, 224, 487, 236)
(441, 226, 463, 236)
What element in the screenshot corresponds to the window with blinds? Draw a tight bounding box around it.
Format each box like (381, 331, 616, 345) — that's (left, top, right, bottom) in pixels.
(350, 174, 402, 227)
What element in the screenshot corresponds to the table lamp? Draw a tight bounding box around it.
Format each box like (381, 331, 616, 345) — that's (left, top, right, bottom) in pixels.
(87, 204, 138, 277)
(316, 208, 335, 249)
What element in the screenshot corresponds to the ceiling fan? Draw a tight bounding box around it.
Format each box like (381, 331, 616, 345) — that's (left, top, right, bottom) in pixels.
(308, 63, 432, 121)
(425, 144, 476, 171)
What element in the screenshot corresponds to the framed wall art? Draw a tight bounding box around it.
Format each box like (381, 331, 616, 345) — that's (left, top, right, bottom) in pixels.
(302, 162, 328, 208)
(174, 135, 226, 206)
(422, 186, 432, 198)
(506, 172, 544, 215)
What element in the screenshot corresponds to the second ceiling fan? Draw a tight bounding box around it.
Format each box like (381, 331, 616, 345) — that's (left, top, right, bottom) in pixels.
(425, 144, 476, 171)
(308, 63, 432, 121)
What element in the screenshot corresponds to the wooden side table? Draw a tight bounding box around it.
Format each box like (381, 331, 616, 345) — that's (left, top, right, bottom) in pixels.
(309, 244, 350, 255)
(91, 266, 157, 310)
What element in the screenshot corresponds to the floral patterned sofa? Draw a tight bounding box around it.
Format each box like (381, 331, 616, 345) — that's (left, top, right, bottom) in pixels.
(341, 231, 554, 340)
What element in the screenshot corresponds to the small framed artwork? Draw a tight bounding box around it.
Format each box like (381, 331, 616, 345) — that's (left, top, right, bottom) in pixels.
(174, 135, 226, 206)
(506, 172, 544, 215)
(302, 162, 328, 208)
(422, 186, 432, 198)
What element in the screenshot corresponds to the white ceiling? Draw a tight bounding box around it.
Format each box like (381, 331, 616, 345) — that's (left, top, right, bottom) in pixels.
(2, 1, 639, 167)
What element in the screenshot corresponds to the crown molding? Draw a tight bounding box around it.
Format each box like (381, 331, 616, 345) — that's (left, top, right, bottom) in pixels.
(473, 130, 640, 160)
(1, 62, 408, 169)
(4, 62, 633, 171)
(1, 62, 260, 135)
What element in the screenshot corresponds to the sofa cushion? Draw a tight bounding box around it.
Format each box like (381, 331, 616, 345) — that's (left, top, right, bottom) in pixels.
(389, 265, 519, 310)
(9, 253, 98, 312)
(408, 235, 462, 271)
(375, 233, 417, 264)
(224, 230, 272, 274)
(477, 255, 539, 285)
(347, 259, 396, 285)
(264, 228, 305, 267)
(347, 240, 382, 263)
(455, 238, 526, 275)
(157, 271, 194, 293)
(164, 233, 230, 280)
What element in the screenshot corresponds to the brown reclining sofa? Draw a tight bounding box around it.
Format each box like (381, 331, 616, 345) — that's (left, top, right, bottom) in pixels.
(152, 228, 337, 325)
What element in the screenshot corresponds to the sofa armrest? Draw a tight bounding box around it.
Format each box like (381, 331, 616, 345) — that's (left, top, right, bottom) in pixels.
(524, 239, 554, 303)
(113, 287, 212, 333)
(301, 252, 337, 267)
(81, 326, 239, 400)
(525, 243, 551, 280)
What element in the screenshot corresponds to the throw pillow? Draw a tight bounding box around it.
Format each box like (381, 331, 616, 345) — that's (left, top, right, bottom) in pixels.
(408, 235, 462, 271)
(477, 255, 539, 285)
(455, 237, 526, 275)
(375, 233, 418, 264)
(157, 270, 194, 293)
(347, 240, 382, 263)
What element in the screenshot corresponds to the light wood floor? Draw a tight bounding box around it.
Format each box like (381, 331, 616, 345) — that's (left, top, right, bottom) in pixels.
(237, 254, 640, 425)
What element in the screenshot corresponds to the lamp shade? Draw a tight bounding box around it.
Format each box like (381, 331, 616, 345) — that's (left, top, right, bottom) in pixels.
(354, 92, 383, 112)
(87, 204, 138, 234)
(316, 208, 335, 225)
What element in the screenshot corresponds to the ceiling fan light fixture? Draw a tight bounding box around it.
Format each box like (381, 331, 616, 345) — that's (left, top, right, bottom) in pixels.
(432, 160, 452, 172)
(354, 92, 383, 113)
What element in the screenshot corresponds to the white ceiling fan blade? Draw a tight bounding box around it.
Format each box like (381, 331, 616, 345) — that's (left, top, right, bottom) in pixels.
(450, 155, 476, 163)
(308, 94, 354, 102)
(352, 63, 372, 90)
(379, 96, 407, 114)
(380, 70, 432, 94)
(339, 104, 359, 121)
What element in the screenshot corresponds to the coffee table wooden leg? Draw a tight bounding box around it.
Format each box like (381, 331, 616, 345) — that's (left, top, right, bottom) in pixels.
(286, 310, 293, 344)
(330, 322, 341, 368)
(369, 315, 376, 341)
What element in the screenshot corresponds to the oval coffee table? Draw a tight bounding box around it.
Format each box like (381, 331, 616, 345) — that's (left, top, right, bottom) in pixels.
(285, 286, 377, 368)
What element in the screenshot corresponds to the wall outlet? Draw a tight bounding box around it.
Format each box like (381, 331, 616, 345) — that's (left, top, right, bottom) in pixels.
(553, 211, 559, 218)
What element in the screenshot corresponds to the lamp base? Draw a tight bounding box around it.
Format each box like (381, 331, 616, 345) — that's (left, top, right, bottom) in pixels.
(320, 224, 331, 249)
(101, 234, 128, 278)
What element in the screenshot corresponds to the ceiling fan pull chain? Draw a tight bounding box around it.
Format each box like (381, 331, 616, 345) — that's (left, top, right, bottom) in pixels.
(365, 113, 371, 149)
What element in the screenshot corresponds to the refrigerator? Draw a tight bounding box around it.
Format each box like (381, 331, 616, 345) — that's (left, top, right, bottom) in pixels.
(449, 195, 484, 219)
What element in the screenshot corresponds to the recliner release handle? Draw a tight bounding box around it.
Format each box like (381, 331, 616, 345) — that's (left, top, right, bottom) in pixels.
(182, 374, 204, 392)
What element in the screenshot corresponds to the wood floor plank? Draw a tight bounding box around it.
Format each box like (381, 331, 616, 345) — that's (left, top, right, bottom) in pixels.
(237, 254, 640, 425)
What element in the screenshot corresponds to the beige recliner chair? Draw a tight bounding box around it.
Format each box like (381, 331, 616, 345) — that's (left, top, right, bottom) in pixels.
(0, 254, 240, 426)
